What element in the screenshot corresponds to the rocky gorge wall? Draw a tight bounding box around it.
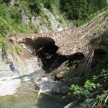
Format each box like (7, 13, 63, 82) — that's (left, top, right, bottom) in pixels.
(3, 9, 108, 78)
(0, 45, 42, 96)
(0, 47, 41, 77)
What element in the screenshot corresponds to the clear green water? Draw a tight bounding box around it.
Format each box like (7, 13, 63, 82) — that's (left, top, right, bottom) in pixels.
(0, 70, 67, 108)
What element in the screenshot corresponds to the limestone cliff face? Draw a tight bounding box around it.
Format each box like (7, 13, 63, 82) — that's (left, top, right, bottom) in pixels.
(21, 10, 65, 33)
(30, 6, 68, 33)
(0, 47, 41, 78)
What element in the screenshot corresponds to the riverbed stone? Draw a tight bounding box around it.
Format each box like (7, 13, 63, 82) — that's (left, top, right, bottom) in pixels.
(34, 77, 70, 94)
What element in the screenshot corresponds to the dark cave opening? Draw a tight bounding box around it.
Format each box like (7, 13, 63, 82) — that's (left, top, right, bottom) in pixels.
(36, 42, 59, 71)
(24, 37, 59, 71)
(24, 37, 85, 73)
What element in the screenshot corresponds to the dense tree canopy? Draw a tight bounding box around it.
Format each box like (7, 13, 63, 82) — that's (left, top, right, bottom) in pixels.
(60, 0, 107, 20)
(1, 0, 107, 21)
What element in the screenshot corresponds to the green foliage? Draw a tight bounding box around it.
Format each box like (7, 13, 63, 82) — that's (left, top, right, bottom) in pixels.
(0, 0, 107, 38)
(0, 0, 61, 38)
(29, 0, 41, 15)
(9, 7, 21, 23)
(0, 3, 30, 38)
(70, 80, 100, 99)
(70, 68, 108, 107)
(94, 69, 108, 89)
(28, 0, 60, 15)
(92, 70, 108, 107)
(60, 0, 107, 20)
(0, 16, 16, 35)
(14, 45, 22, 54)
(60, 0, 107, 26)
(95, 92, 108, 108)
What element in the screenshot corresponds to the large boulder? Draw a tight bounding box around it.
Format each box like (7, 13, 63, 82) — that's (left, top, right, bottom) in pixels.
(34, 77, 70, 94)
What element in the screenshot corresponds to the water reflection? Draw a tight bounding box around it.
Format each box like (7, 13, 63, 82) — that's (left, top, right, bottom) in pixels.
(36, 94, 66, 108)
(0, 80, 66, 108)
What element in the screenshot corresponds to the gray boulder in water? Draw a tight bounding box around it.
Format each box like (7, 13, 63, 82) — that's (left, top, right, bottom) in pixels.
(34, 77, 70, 94)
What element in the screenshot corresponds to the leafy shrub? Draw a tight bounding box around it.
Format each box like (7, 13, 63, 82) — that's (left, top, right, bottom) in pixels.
(29, 0, 41, 15)
(70, 80, 100, 99)
(70, 69, 108, 107)
(9, 8, 21, 23)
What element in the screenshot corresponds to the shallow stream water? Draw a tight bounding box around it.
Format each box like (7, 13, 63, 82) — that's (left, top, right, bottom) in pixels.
(0, 70, 67, 108)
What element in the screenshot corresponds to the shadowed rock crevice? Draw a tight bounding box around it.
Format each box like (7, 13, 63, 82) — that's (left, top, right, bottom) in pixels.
(24, 37, 85, 73)
(24, 37, 59, 71)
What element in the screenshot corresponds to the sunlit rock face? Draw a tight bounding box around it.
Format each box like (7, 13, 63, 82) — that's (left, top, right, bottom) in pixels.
(0, 47, 41, 96)
(0, 78, 20, 96)
(0, 47, 41, 76)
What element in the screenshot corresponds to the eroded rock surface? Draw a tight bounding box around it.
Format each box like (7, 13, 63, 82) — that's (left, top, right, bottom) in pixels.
(34, 77, 70, 94)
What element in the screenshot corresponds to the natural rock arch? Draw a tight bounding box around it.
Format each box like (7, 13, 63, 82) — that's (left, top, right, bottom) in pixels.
(23, 37, 85, 73)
